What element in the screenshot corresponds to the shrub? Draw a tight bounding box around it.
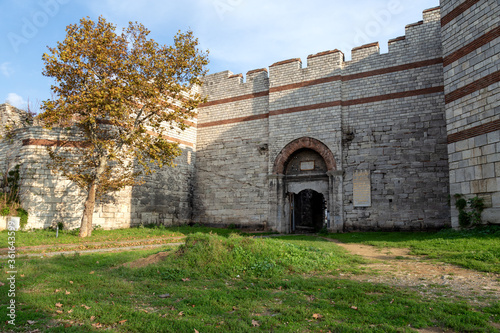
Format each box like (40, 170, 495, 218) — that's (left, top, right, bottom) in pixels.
(17, 208, 28, 230)
(454, 194, 484, 228)
(0, 206, 10, 216)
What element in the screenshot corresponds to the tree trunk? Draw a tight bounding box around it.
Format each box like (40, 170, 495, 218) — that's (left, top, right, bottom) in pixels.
(79, 181, 97, 238)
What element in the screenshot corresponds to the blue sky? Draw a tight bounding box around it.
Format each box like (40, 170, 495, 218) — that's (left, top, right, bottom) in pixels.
(1, 0, 439, 111)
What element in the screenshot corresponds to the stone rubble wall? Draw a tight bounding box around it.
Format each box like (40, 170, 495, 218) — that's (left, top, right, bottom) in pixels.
(441, 0, 500, 226)
(0, 105, 197, 230)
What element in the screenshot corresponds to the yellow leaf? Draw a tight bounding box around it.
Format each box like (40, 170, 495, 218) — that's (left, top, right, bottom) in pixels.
(55, 303, 63, 308)
(312, 313, 323, 319)
(252, 319, 260, 327)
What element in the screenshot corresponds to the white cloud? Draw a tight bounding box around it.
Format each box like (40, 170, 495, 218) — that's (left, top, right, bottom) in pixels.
(0, 62, 14, 77)
(6, 93, 28, 110)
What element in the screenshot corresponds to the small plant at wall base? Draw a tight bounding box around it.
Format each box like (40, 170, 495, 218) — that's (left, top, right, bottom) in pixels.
(0, 164, 29, 229)
(454, 194, 485, 228)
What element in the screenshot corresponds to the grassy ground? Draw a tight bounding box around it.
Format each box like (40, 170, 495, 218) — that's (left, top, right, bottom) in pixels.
(327, 225, 500, 273)
(0, 224, 241, 249)
(1, 233, 498, 332)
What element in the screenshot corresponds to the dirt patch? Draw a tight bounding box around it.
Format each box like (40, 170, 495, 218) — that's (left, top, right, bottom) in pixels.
(414, 329, 456, 333)
(0, 236, 186, 255)
(118, 251, 172, 269)
(325, 238, 500, 304)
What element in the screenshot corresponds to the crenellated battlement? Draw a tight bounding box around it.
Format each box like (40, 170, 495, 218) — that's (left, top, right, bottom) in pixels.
(351, 42, 380, 63)
(203, 6, 442, 93)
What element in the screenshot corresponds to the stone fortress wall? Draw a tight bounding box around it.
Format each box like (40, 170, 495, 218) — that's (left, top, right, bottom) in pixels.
(0, 104, 198, 229)
(440, 0, 500, 227)
(1, 0, 498, 231)
(196, 6, 452, 231)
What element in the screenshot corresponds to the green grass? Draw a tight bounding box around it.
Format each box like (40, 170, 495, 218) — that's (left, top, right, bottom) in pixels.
(0, 224, 240, 248)
(1, 233, 498, 332)
(327, 225, 500, 273)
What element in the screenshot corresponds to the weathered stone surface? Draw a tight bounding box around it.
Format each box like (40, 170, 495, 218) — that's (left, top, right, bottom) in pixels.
(1, 2, 498, 232)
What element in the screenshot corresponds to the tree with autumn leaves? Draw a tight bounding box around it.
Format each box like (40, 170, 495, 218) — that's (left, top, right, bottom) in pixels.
(39, 17, 208, 237)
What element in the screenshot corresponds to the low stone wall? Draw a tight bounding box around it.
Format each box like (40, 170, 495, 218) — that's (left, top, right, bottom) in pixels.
(0, 106, 197, 230)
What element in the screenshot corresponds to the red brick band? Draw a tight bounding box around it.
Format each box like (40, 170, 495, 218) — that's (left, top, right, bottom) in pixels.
(201, 58, 443, 107)
(144, 131, 195, 148)
(441, 0, 481, 27)
(269, 101, 342, 117)
(448, 119, 500, 144)
(444, 26, 500, 67)
(22, 134, 195, 149)
(342, 58, 443, 82)
(445, 70, 500, 104)
(197, 113, 269, 128)
(270, 86, 444, 117)
(342, 86, 444, 106)
(270, 76, 342, 93)
(22, 139, 90, 148)
(269, 58, 443, 93)
(199, 91, 269, 108)
(200, 87, 444, 127)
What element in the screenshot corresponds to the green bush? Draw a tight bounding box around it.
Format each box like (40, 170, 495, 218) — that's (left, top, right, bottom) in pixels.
(0, 206, 10, 216)
(454, 194, 484, 227)
(17, 208, 28, 230)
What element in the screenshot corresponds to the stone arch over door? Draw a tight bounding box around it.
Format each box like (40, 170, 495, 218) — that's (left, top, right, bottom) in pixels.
(268, 137, 344, 233)
(272, 137, 337, 174)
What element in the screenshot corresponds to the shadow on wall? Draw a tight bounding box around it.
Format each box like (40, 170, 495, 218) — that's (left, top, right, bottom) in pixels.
(193, 7, 451, 232)
(193, 72, 270, 229)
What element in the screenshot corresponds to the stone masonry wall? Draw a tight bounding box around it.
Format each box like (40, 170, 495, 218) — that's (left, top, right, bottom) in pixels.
(441, 0, 500, 226)
(4, 3, 497, 231)
(341, 7, 450, 230)
(0, 105, 197, 230)
(0, 104, 31, 179)
(194, 70, 270, 228)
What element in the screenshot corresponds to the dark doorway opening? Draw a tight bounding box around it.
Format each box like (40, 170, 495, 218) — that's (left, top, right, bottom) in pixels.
(291, 189, 325, 233)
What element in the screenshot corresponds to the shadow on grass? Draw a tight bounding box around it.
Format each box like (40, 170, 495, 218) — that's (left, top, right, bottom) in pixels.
(2, 241, 498, 333)
(325, 225, 500, 273)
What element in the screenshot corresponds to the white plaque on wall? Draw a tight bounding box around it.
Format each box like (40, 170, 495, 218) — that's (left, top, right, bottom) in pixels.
(300, 161, 315, 171)
(353, 170, 371, 207)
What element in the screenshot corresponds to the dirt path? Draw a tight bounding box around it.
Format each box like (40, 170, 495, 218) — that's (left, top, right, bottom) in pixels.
(324, 238, 500, 305)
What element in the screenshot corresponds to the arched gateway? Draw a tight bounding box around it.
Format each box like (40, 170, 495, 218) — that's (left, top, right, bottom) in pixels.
(269, 137, 344, 233)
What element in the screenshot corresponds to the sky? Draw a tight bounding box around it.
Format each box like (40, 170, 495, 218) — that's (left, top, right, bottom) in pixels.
(1, 0, 439, 111)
